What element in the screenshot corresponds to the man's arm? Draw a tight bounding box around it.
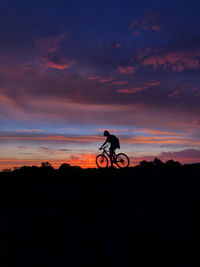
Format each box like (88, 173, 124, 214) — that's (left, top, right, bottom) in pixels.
(99, 141, 107, 149)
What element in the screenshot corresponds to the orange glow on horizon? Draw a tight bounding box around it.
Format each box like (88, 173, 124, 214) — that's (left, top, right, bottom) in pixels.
(1, 152, 200, 171)
(0, 155, 98, 171)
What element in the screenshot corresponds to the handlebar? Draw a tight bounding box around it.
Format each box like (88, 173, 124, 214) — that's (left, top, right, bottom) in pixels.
(99, 145, 109, 151)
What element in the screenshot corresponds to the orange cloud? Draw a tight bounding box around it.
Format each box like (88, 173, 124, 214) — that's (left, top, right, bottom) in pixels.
(0, 94, 15, 106)
(142, 50, 200, 72)
(44, 61, 69, 70)
(41, 56, 70, 70)
(135, 128, 185, 136)
(2, 133, 200, 147)
(35, 32, 71, 70)
(118, 81, 162, 94)
(87, 76, 113, 83)
(126, 136, 200, 145)
(119, 66, 135, 74)
(67, 154, 97, 168)
(99, 78, 113, 83)
(111, 81, 128, 85)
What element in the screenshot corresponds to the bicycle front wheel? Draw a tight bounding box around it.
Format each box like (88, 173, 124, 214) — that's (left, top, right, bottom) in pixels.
(116, 153, 130, 168)
(96, 154, 109, 168)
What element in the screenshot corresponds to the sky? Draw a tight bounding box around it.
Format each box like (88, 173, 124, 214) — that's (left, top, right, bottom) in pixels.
(0, 0, 200, 169)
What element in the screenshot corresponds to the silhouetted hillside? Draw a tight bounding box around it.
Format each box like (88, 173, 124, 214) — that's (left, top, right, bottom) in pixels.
(1, 159, 200, 266)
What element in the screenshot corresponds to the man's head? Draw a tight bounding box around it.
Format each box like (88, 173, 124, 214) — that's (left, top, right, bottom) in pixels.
(104, 130, 110, 137)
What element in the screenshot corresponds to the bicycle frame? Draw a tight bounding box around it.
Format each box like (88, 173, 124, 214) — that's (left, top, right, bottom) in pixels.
(101, 147, 110, 157)
(101, 146, 116, 162)
(97, 146, 130, 168)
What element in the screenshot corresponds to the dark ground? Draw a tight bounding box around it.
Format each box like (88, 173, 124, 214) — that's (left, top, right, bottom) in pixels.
(1, 160, 200, 266)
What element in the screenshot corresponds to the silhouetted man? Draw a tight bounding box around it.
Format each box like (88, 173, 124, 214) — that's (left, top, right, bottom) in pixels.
(99, 130, 120, 166)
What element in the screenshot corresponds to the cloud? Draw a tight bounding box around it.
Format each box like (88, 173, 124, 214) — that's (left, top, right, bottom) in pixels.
(111, 81, 128, 85)
(34, 32, 68, 54)
(16, 129, 45, 133)
(168, 89, 181, 97)
(1, 131, 200, 146)
(129, 14, 161, 33)
(106, 42, 122, 50)
(126, 136, 200, 145)
(160, 149, 200, 159)
(129, 149, 200, 165)
(0, 58, 200, 132)
(151, 25, 161, 32)
(34, 32, 72, 70)
(96, 128, 129, 134)
(0, 132, 103, 144)
(135, 128, 185, 136)
(119, 66, 135, 74)
(136, 48, 151, 61)
(41, 55, 70, 70)
(0, 94, 16, 106)
(87, 76, 102, 81)
(118, 81, 162, 94)
(195, 91, 200, 97)
(39, 147, 72, 154)
(142, 49, 200, 72)
(67, 154, 96, 168)
(112, 43, 122, 49)
(87, 76, 113, 83)
(193, 120, 200, 127)
(98, 78, 113, 83)
(129, 20, 139, 30)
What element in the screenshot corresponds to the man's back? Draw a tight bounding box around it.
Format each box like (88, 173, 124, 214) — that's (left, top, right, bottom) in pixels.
(106, 134, 120, 148)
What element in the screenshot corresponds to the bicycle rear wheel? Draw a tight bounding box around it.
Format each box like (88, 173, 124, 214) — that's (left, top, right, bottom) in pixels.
(116, 153, 130, 168)
(96, 154, 109, 168)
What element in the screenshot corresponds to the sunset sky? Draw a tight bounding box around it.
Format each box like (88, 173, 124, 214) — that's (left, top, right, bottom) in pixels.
(0, 0, 200, 169)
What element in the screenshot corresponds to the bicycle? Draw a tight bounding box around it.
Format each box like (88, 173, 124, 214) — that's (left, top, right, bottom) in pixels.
(96, 145, 130, 168)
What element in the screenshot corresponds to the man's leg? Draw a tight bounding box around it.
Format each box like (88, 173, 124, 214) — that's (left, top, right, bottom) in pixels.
(109, 148, 114, 167)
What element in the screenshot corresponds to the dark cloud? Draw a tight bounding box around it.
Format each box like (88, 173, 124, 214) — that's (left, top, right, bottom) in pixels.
(154, 149, 200, 165)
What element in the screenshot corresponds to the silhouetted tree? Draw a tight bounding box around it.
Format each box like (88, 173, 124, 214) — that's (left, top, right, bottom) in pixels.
(41, 162, 52, 168)
(139, 160, 151, 167)
(2, 168, 12, 173)
(153, 158, 163, 166)
(165, 159, 182, 167)
(58, 163, 71, 171)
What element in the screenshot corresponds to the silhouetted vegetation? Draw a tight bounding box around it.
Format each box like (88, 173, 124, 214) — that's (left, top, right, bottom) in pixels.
(1, 159, 200, 266)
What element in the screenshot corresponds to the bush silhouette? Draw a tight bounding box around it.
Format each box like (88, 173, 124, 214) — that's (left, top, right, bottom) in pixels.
(1, 159, 200, 266)
(58, 163, 72, 172)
